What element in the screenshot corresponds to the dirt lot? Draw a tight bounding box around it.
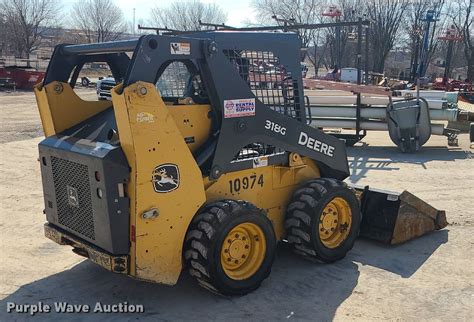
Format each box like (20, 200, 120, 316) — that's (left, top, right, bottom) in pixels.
(0, 90, 473, 321)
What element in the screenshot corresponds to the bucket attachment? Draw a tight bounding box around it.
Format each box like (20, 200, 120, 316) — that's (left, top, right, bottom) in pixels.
(353, 186, 448, 245)
(386, 98, 431, 152)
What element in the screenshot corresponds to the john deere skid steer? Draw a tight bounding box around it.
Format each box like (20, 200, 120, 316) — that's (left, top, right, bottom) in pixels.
(35, 32, 446, 295)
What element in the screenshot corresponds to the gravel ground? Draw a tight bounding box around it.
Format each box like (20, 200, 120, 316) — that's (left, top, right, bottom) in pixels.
(0, 90, 473, 321)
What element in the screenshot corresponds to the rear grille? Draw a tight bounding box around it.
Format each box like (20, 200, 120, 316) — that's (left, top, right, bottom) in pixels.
(51, 156, 95, 240)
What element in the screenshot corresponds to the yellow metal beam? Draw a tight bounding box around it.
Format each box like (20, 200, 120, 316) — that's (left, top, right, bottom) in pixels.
(34, 82, 111, 136)
(112, 82, 206, 285)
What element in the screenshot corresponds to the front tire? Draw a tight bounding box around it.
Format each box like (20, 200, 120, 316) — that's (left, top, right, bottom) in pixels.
(184, 200, 276, 295)
(285, 178, 361, 263)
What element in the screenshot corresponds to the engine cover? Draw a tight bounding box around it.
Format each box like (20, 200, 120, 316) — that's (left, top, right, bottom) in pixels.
(38, 135, 130, 254)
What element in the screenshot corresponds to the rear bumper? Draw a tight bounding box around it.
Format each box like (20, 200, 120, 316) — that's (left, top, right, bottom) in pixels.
(45, 223, 129, 274)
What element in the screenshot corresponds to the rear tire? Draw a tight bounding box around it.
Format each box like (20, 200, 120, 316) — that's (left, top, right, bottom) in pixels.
(285, 178, 361, 263)
(184, 200, 276, 295)
(81, 77, 90, 87)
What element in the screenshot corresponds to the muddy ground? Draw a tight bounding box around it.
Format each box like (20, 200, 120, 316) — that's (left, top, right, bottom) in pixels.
(0, 90, 473, 321)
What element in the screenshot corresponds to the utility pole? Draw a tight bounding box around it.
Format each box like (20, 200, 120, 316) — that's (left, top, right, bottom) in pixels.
(133, 8, 136, 35)
(336, 18, 341, 68)
(357, 18, 362, 85)
(365, 24, 370, 85)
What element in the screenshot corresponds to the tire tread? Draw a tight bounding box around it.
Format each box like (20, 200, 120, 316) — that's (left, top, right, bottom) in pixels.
(184, 199, 273, 295)
(285, 178, 359, 263)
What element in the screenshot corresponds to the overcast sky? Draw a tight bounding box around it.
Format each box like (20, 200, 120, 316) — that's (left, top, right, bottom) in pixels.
(61, 0, 257, 27)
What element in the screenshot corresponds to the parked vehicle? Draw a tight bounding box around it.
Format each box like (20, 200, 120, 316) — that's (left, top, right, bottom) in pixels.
(96, 76, 116, 100)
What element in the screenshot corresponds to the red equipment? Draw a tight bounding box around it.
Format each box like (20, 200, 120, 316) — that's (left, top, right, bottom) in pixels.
(0, 66, 45, 89)
(432, 78, 472, 92)
(322, 6, 342, 17)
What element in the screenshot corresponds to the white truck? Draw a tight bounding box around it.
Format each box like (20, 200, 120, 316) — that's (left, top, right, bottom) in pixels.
(95, 76, 116, 100)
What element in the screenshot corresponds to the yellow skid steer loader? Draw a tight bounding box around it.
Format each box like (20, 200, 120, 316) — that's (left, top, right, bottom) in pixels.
(35, 32, 446, 295)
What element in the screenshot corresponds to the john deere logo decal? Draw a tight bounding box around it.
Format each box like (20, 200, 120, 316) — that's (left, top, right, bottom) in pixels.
(66, 185, 79, 207)
(152, 164, 180, 193)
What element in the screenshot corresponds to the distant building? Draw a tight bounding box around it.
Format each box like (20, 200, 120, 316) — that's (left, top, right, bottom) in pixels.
(425, 64, 468, 81)
(432, 56, 446, 68)
(452, 66, 468, 81)
(384, 50, 411, 80)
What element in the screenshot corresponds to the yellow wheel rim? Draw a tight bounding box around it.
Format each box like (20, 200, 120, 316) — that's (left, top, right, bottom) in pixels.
(220, 223, 266, 280)
(318, 197, 352, 249)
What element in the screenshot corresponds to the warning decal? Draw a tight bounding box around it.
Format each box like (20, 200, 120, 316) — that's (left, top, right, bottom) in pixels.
(170, 42, 191, 55)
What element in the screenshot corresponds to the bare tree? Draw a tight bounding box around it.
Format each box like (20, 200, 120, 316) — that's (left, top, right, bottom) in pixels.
(306, 28, 327, 75)
(0, 0, 59, 62)
(252, 0, 322, 61)
(71, 0, 127, 43)
(150, 0, 227, 31)
(365, 0, 409, 73)
(321, 0, 365, 68)
(0, 11, 7, 56)
(449, 0, 473, 80)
